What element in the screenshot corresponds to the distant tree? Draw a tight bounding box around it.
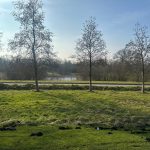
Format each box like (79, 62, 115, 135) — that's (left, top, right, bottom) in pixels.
(58, 60, 76, 75)
(9, 0, 54, 91)
(126, 24, 150, 93)
(75, 17, 106, 91)
(114, 45, 133, 63)
(6, 56, 48, 80)
(113, 43, 134, 81)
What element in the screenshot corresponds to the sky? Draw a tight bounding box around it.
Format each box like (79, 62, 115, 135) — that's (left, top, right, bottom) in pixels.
(1, 0, 150, 59)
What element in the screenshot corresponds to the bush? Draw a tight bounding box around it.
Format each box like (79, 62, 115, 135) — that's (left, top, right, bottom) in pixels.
(0, 83, 149, 91)
(0, 83, 9, 90)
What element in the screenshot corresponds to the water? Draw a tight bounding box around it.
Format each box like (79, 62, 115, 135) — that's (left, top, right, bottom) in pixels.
(47, 76, 77, 81)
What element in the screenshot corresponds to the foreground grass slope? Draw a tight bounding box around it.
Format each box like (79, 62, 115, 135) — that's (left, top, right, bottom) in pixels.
(0, 126, 150, 150)
(0, 90, 150, 149)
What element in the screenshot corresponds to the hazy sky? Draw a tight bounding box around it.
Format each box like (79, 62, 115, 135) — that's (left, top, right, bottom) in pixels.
(1, 0, 150, 59)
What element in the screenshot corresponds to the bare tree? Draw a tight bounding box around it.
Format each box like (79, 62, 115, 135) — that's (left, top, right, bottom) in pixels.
(127, 24, 150, 93)
(9, 0, 54, 91)
(114, 44, 134, 63)
(75, 17, 106, 91)
(114, 43, 140, 81)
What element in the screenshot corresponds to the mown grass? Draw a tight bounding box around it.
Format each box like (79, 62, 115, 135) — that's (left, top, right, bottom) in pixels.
(1, 90, 150, 127)
(0, 126, 150, 150)
(0, 90, 150, 149)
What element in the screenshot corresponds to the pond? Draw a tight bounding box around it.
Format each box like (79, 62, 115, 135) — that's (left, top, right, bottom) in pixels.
(46, 76, 77, 81)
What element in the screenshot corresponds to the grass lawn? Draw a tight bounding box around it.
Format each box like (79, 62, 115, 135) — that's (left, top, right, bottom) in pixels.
(0, 126, 150, 150)
(0, 90, 150, 149)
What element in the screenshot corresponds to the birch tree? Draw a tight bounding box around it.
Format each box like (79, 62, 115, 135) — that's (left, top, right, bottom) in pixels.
(75, 17, 106, 91)
(133, 24, 150, 93)
(9, 0, 53, 91)
(126, 24, 150, 93)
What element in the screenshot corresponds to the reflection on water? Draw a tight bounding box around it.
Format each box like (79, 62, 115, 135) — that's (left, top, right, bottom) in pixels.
(47, 76, 77, 81)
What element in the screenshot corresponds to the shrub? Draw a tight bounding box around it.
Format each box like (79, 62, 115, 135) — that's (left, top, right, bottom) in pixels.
(0, 83, 149, 91)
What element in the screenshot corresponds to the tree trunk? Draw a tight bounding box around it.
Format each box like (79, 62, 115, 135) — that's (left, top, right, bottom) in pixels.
(89, 53, 92, 91)
(32, 48, 39, 92)
(141, 58, 145, 93)
(32, 9, 39, 92)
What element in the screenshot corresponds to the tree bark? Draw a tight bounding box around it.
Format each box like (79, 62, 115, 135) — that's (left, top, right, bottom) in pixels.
(32, 47, 39, 92)
(141, 58, 145, 93)
(89, 53, 92, 91)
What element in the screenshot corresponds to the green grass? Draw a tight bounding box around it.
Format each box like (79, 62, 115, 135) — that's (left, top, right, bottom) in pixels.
(0, 90, 150, 149)
(0, 126, 150, 150)
(1, 90, 150, 126)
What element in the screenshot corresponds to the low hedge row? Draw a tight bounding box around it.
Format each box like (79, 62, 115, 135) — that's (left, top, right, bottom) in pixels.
(0, 83, 149, 91)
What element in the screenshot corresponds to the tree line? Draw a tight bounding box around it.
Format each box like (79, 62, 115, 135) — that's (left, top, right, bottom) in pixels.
(0, 0, 150, 93)
(0, 57, 76, 80)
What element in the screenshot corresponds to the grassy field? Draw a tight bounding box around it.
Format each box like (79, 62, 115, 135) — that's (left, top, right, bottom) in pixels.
(0, 126, 150, 150)
(0, 90, 150, 149)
